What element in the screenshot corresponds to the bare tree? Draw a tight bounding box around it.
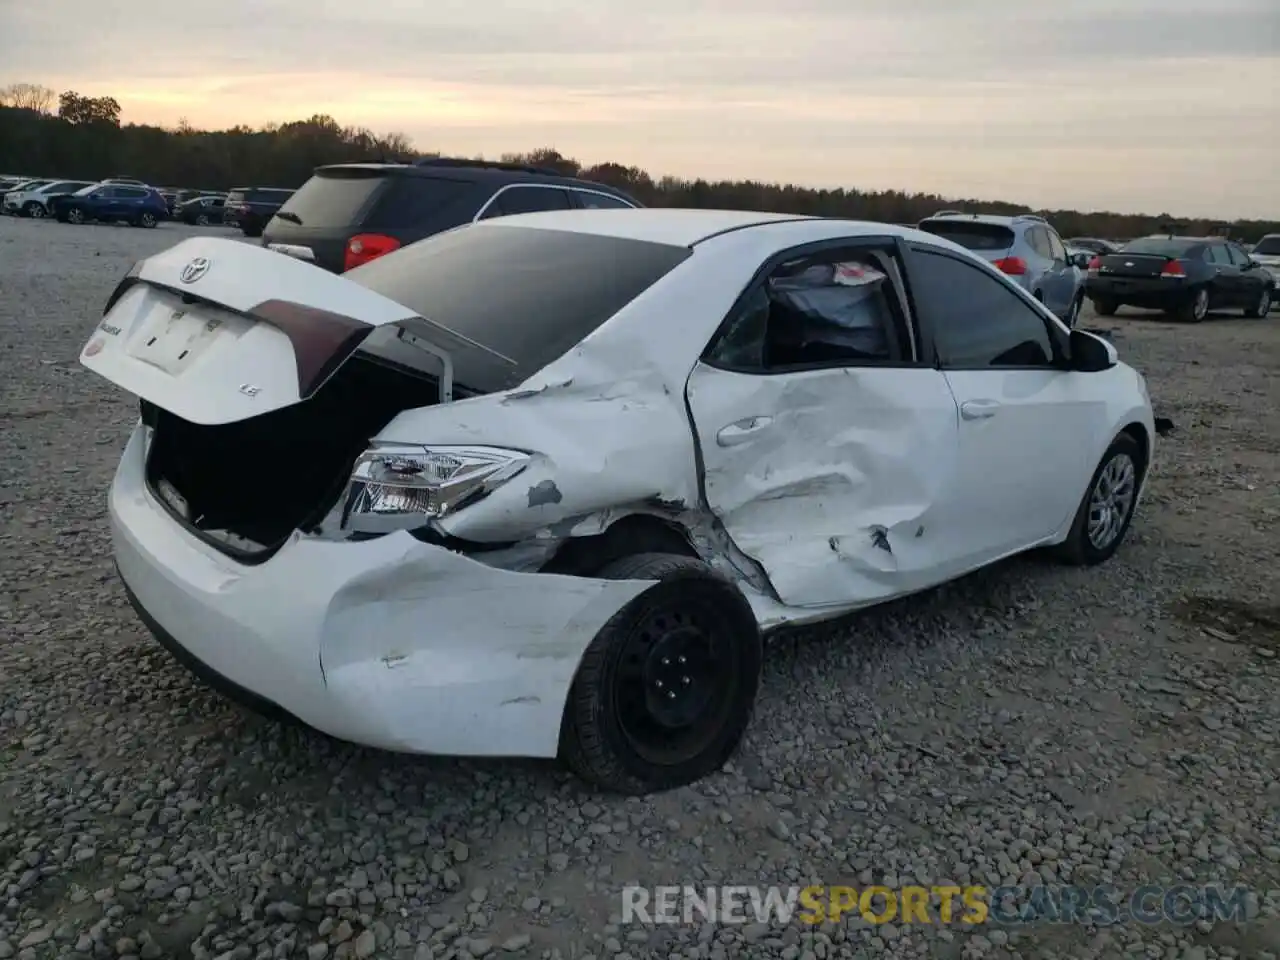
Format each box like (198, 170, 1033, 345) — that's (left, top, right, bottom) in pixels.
(0, 82, 56, 113)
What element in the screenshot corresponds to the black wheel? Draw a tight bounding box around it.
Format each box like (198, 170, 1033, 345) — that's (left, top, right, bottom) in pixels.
(66, 207, 85, 225)
(1244, 286, 1272, 318)
(22, 201, 45, 219)
(1056, 432, 1143, 566)
(1092, 297, 1118, 316)
(139, 211, 157, 228)
(195, 213, 210, 226)
(559, 552, 762, 794)
(1173, 287, 1209, 322)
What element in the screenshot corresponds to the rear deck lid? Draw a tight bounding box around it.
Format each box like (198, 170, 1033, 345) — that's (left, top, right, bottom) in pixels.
(1097, 238, 1204, 277)
(78, 236, 467, 426)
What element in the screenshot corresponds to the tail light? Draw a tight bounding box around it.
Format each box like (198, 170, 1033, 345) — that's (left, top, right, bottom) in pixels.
(1087, 256, 1102, 271)
(1160, 259, 1185, 277)
(344, 233, 401, 271)
(993, 256, 1027, 276)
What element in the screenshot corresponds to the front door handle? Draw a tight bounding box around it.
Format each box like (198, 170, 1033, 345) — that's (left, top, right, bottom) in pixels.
(960, 399, 1000, 421)
(716, 416, 773, 447)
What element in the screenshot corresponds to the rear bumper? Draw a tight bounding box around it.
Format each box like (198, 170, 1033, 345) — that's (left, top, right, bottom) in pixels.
(109, 423, 650, 758)
(1084, 276, 1193, 308)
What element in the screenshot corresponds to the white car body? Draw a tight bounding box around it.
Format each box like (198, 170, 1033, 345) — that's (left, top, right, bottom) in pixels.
(2, 179, 52, 213)
(81, 210, 1155, 779)
(4, 179, 93, 217)
(1250, 234, 1280, 301)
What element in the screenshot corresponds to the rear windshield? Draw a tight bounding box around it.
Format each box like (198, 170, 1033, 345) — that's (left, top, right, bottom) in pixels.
(1253, 236, 1280, 255)
(1120, 238, 1201, 257)
(917, 220, 1015, 251)
(348, 224, 693, 391)
(275, 172, 384, 228)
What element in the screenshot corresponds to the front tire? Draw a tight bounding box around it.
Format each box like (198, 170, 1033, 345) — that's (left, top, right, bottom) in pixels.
(1092, 297, 1118, 316)
(559, 553, 762, 794)
(66, 207, 85, 225)
(139, 211, 157, 228)
(1244, 286, 1272, 318)
(23, 202, 45, 219)
(195, 213, 210, 226)
(1056, 433, 1142, 566)
(1174, 287, 1210, 322)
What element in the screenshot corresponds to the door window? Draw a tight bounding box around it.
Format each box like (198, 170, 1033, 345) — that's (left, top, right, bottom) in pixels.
(908, 248, 1057, 368)
(1026, 226, 1054, 259)
(706, 245, 914, 371)
(1206, 244, 1230, 265)
(1046, 230, 1068, 262)
(1226, 244, 1252, 266)
(480, 186, 573, 218)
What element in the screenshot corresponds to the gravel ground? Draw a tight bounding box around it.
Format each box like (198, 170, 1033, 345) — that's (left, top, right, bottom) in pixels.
(1, 215, 1278, 960)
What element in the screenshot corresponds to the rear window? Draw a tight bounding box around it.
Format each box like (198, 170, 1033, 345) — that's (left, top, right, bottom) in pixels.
(1120, 238, 1201, 257)
(348, 224, 693, 391)
(368, 175, 477, 229)
(1254, 236, 1280, 255)
(917, 220, 1015, 251)
(275, 173, 384, 228)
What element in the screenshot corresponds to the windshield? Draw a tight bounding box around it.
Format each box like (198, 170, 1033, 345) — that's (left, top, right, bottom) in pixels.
(1120, 238, 1200, 257)
(349, 224, 692, 392)
(918, 220, 1015, 252)
(1253, 236, 1280, 256)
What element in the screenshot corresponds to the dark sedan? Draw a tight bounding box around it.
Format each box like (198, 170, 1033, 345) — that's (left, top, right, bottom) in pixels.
(1084, 235, 1273, 322)
(175, 194, 227, 225)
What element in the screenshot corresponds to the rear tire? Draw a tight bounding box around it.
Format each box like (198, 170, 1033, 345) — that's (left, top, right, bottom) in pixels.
(66, 207, 85, 225)
(1244, 287, 1271, 318)
(1174, 287, 1210, 322)
(559, 553, 762, 795)
(195, 213, 210, 226)
(1055, 432, 1142, 567)
(1092, 298, 1118, 316)
(139, 211, 157, 229)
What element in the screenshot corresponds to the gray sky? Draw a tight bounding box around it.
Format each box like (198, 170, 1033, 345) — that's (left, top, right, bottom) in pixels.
(3, 0, 1277, 218)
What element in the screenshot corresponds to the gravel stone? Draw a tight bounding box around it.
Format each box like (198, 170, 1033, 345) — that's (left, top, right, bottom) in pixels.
(1, 216, 1278, 960)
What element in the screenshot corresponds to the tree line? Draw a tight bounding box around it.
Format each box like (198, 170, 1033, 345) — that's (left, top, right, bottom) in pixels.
(1, 81, 1276, 242)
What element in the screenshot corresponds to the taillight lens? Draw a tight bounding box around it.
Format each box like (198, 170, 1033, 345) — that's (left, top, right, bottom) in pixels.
(994, 256, 1028, 276)
(1087, 256, 1102, 271)
(1161, 259, 1185, 277)
(344, 233, 401, 271)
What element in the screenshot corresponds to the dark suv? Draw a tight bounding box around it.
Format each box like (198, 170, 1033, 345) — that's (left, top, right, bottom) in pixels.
(261, 157, 641, 273)
(224, 187, 295, 237)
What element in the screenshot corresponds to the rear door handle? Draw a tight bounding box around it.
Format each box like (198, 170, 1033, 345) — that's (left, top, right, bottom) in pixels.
(960, 399, 1000, 421)
(716, 416, 773, 447)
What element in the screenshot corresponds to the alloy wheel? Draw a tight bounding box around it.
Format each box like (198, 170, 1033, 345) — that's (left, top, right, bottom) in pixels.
(1192, 289, 1209, 321)
(1087, 453, 1136, 550)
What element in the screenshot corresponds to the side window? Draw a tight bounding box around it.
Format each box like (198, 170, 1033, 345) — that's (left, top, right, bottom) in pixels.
(1226, 244, 1251, 266)
(706, 245, 913, 371)
(94, 187, 118, 199)
(121, 188, 147, 199)
(1026, 226, 1053, 259)
(1046, 230, 1068, 262)
(909, 249, 1055, 368)
(574, 191, 632, 210)
(481, 186, 573, 218)
(1206, 245, 1230, 265)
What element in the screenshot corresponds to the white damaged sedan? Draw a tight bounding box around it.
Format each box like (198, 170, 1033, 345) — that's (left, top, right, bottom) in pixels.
(82, 209, 1155, 794)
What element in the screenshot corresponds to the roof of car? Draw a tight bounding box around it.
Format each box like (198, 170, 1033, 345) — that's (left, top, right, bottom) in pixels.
(467, 208, 983, 250)
(919, 212, 1043, 227)
(313, 161, 635, 195)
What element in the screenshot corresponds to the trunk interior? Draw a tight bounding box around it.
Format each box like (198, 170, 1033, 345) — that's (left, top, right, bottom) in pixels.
(141, 354, 444, 564)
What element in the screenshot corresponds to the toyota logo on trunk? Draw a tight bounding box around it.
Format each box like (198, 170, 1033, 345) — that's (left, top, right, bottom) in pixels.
(180, 257, 210, 283)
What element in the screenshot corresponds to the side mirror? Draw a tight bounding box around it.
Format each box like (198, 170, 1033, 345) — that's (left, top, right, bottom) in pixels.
(1069, 329, 1117, 372)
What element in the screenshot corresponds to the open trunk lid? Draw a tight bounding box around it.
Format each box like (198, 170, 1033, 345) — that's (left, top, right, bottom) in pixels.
(79, 236, 470, 425)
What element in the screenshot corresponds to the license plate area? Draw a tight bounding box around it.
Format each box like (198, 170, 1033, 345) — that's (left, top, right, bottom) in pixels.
(125, 294, 250, 375)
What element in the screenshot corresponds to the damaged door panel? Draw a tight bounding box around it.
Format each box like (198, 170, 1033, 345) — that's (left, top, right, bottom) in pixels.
(685, 363, 961, 608)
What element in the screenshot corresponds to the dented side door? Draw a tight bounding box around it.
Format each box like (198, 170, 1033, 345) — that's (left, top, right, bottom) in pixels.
(686, 365, 961, 608)
(684, 236, 964, 610)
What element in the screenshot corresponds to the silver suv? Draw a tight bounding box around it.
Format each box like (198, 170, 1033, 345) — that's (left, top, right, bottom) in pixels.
(917, 212, 1088, 327)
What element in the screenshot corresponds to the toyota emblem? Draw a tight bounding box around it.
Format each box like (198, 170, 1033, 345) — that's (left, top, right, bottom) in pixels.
(180, 257, 210, 283)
